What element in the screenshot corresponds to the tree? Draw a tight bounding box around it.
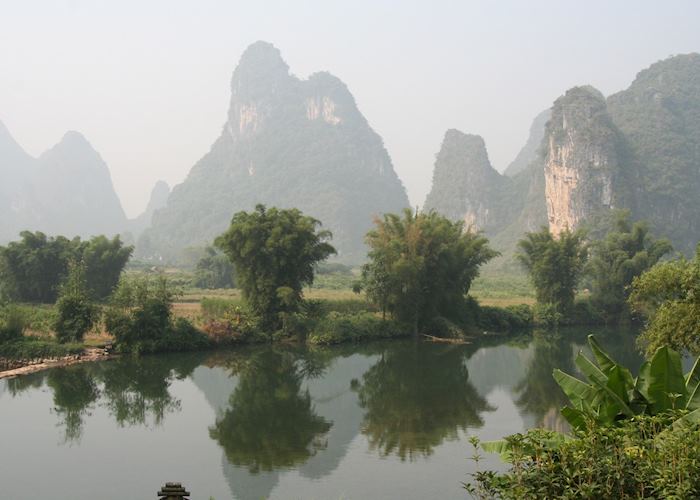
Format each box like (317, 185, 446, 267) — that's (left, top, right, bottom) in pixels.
(0, 231, 133, 303)
(587, 211, 672, 320)
(215, 205, 336, 331)
(193, 246, 235, 289)
(0, 231, 77, 303)
(630, 245, 700, 357)
(54, 260, 99, 343)
(361, 209, 497, 335)
(82, 235, 133, 300)
(517, 227, 588, 314)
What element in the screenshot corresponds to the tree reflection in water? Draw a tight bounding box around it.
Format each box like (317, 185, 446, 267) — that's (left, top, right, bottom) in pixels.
(210, 348, 332, 473)
(354, 342, 493, 460)
(513, 333, 575, 432)
(47, 366, 99, 442)
(40, 353, 203, 441)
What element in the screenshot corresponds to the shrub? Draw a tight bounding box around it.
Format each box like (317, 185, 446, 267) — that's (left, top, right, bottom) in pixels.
(105, 276, 207, 354)
(478, 304, 533, 332)
(201, 297, 240, 320)
(0, 337, 82, 359)
(532, 302, 563, 328)
(0, 305, 27, 343)
(54, 261, 99, 343)
(466, 413, 700, 499)
(308, 312, 407, 345)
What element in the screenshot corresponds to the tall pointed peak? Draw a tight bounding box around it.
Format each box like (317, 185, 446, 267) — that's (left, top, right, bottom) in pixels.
(230, 41, 292, 101)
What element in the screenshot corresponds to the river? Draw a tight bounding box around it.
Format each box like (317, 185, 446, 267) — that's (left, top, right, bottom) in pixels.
(0, 329, 653, 499)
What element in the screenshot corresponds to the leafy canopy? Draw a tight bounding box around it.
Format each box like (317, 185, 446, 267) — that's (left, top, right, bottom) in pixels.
(54, 259, 99, 343)
(0, 231, 132, 303)
(587, 210, 672, 319)
(215, 204, 336, 331)
(630, 244, 700, 357)
(517, 227, 588, 313)
(361, 209, 497, 333)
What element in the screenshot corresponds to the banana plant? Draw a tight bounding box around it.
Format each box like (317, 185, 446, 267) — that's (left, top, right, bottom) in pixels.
(482, 335, 700, 460)
(555, 335, 700, 431)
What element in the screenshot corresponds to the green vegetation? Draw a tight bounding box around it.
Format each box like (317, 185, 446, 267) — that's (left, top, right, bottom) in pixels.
(517, 227, 588, 316)
(53, 260, 99, 343)
(0, 303, 26, 343)
(467, 414, 700, 499)
(307, 312, 406, 345)
(105, 276, 207, 354)
(215, 205, 336, 333)
(468, 336, 700, 498)
(361, 209, 497, 335)
(0, 336, 83, 359)
(193, 246, 235, 289)
(587, 210, 672, 321)
(0, 231, 132, 303)
(630, 244, 700, 357)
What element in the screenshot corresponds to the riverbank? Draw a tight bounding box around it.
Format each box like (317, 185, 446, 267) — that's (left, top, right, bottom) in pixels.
(0, 346, 116, 379)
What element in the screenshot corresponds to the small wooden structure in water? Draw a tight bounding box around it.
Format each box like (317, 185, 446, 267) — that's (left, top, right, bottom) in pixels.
(157, 482, 190, 499)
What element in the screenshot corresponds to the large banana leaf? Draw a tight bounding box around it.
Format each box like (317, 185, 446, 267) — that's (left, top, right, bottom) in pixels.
(553, 369, 593, 410)
(587, 334, 616, 374)
(685, 358, 700, 410)
(636, 346, 687, 413)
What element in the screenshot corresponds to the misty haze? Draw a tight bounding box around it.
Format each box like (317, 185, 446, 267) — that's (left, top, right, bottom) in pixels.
(2, 2, 700, 499)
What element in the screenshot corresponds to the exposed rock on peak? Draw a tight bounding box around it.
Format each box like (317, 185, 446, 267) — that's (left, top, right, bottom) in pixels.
(543, 86, 632, 236)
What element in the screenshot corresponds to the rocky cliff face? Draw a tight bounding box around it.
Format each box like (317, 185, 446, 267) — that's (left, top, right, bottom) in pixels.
(141, 41, 409, 262)
(607, 53, 700, 253)
(0, 124, 127, 243)
(424, 130, 513, 233)
(543, 86, 632, 236)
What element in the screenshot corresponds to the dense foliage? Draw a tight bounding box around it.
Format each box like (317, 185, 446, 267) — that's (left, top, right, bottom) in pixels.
(53, 260, 99, 343)
(517, 227, 588, 315)
(630, 244, 700, 357)
(469, 337, 700, 498)
(105, 276, 206, 354)
(361, 209, 497, 335)
(587, 211, 672, 320)
(467, 414, 700, 499)
(0, 231, 132, 303)
(0, 303, 26, 343)
(215, 205, 336, 332)
(192, 246, 235, 289)
(553, 335, 700, 430)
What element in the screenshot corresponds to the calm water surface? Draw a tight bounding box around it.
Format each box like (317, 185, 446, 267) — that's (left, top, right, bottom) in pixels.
(0, 330, 652, 499)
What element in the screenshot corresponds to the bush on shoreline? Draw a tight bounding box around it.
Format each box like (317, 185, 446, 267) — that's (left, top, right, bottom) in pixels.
(466, 413, 700, 499)
(307, 312, 408, 345)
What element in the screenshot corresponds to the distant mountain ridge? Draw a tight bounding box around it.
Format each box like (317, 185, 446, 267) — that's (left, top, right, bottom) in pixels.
(0, 124, 128, 243)
(140, 41, 409, 262)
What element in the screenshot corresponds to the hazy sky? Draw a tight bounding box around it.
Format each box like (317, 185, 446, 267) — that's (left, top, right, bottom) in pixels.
(1, 0, 699, 217)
